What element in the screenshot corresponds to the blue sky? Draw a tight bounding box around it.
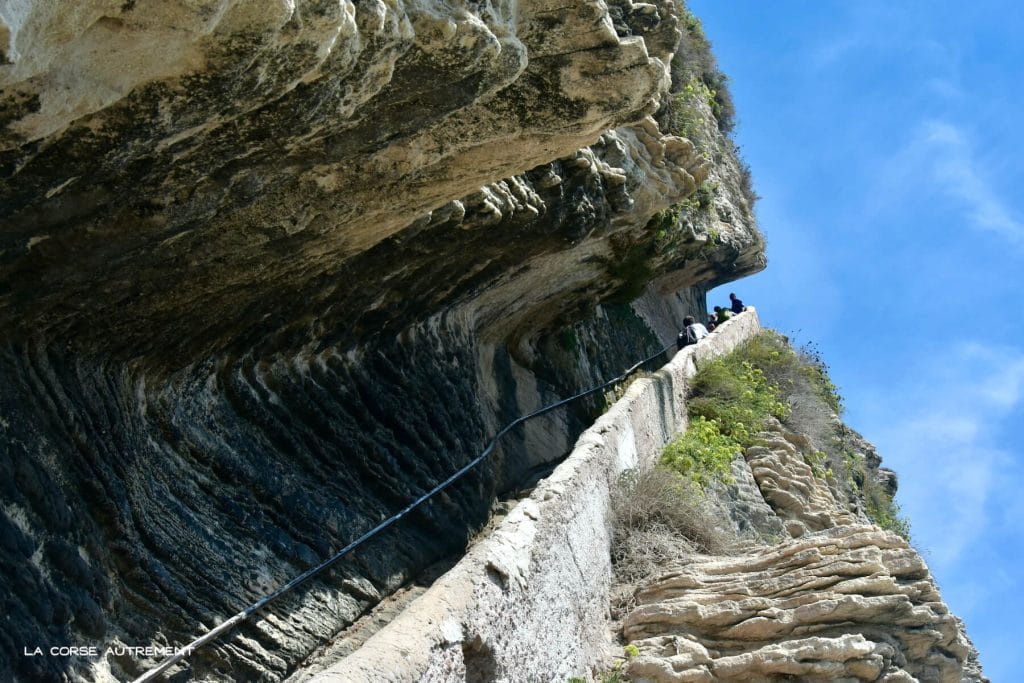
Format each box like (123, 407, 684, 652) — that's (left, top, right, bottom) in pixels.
(695, 1, 1023, 677)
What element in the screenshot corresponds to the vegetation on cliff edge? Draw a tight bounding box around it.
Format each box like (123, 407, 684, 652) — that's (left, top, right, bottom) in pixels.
(663, 2, 757, 209)
(661, 330, 910, 539)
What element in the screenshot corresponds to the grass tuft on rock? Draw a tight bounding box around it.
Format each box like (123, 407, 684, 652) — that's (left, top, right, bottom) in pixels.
(609, 467, 735, 616)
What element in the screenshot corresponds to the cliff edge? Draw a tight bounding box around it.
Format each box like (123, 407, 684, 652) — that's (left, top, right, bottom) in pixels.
(0, 1, 984, 682)
(2, 1, 762, 680)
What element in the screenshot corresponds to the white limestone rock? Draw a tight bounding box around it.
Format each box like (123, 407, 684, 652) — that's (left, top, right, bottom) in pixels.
(622, 525, 986, 682)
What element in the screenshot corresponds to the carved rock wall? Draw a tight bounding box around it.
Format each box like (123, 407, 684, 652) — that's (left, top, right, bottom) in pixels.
(1, 2, 767, 680)
(304, 311, 763, 682)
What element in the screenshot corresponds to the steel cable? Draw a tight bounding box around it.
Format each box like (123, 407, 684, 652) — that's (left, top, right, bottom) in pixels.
(134, 340, 678, 682)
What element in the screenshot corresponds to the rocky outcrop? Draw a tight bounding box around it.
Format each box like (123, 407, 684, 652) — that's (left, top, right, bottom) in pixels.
(744, 420, 859, 537)
(623, 526, 980, 683)
(0, 1, 764, 681)
(618, 414, 986, 683)
(0, 0, 763, 363)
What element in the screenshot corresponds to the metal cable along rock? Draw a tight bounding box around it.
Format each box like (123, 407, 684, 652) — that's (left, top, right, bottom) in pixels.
(131, 321, 708, 682)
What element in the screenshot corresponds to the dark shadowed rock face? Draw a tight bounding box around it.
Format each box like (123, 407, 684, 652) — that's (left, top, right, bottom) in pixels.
(0, 0, 763, 680)
(1, 326, 499, 681)
(0, 303, 703, 682)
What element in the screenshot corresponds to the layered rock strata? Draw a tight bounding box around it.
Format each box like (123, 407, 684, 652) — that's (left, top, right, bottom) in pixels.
(0, 1, 764, 681)
(620, 418, 986, 682)
(623, 526, 980, 683)
(744, 421, 859, 537)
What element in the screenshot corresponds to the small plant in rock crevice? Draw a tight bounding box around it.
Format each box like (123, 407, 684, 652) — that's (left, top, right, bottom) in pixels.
(603, 370, 651, 411)
(863, 474, 911, 540)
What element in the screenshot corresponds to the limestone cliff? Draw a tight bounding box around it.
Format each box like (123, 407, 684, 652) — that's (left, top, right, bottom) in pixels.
(1, 1, 762, 681)
(621, 417, 988, 683)
(0, 1, 983, 682)
(0, 0, 759, 362)
(302, 319, 986, 683)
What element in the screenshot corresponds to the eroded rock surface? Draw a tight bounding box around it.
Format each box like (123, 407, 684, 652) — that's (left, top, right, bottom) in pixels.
(0, 0, 764, 681)
(0, 0, 749, 363)
(620, 421, 987, 683)
(624, 526, 981, 682)
(745, 420, 859, 537)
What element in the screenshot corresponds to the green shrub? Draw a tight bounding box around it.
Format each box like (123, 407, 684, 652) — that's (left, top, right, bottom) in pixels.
(794, 340, 844, 415)
(738, 154, 759, 208)
(864, 478, 911, 540)
(804, 449, 827, 477)
(599, 664, 625, 683)
(689, 359, 789, 444)
(727, 332, 843, 423)
(704, 71, 736, 134)
(670, 10, 736, 134)
(649, 203, 683, 247)
(695, 182, 716, 210)
(665, 80, 709, 145)
(661, 333, 799, 488)
(605, 239, 654, 303)
(673, 11, 715, 90)
(662, 416, 738, 487)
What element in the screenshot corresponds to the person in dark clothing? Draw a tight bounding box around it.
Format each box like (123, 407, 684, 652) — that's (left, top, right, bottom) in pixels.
(729, 292, 745, 314)
(706, 316, 717, 332)
(676, 315, 710, 349)
(713, 306, 732, 325)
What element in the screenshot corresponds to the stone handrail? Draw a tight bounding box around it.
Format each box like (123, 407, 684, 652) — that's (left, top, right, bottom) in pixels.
(312, 309, 762, 682)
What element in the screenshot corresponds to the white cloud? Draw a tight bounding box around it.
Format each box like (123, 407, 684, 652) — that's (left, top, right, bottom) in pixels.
(889, 423, 999, 570)
(924, 77, 964, 99)
(869, 341, 1024, 573)
(809, 36, 861, 70)
(903, 414, 978, 442)
(917, 121, 1024, 244)
(959, 342, 1024, 408)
